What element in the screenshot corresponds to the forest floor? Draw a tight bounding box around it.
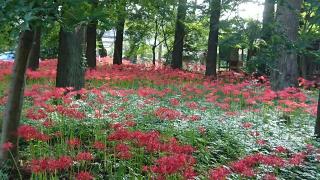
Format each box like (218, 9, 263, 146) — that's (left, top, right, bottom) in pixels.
(0, 58, 320, 180)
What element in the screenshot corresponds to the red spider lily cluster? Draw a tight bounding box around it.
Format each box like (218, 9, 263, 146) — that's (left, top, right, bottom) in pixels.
(30, 156, 73, 173)
(209, 147, 317, 180)
(0, 59, 319, 179)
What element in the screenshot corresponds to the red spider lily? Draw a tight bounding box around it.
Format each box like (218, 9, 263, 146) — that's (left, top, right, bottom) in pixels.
(17, 125, 39, 141)
(274, 146, 288, 153)
(209, 166, 231, 180)
(17, 125, 50, 141)
(42, 120, 54, 128)
(115, 143, 132, 159)
(210, 153, 287, 179)
(154, 107, 181, 120)
(76, 171, 94, 180)
(76, 152, 94, 161)
(1, 142, 13, 152)
(189, 115, 201, 121)
(242, 122, 253, 129)
(170, 98, 180, 106)
(185, 101, 199, 109)
(30, 156, 72, 173)
(198, 126, 206, 134)
(56, 105, 86, 120)
(125, 113, 135, 120)
(256, 139, 267, 146)
(108, 112, 119, 119)
(26, 108, 48, 120)
(67, 138, 81, 148)
(288, 152, 306, 166)
(249, 131, 260, 137)
(230, 161, 255, 177)
(93, 141, 106, 150)
(147, 154, 196, 176)
(108, 128, 131, 141)
(183, 167, 197, 179)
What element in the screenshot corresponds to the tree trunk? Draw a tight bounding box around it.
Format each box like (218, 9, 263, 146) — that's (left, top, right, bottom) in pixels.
(262, 0, 275, 41)
(158, 43, 162, 61)
(271, 0, 302, 91)
(152, 20, 159, 66)
(27, 26, 41, 71)
(97, 30, 108, 57)
(56, 25, 86, 90)
(113, 17, 125, 65)
(0, 30, 34, 161)
(241, 48, 244, 61)
(315, 90, 320, 138)
(86, 20, 97, 69)
(205, 0, 221, 76)
(171, 0, 187, 69)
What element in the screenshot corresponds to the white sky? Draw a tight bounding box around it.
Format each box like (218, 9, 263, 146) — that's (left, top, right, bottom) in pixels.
(236, 1, 264, 21)
(195, 0, 265, 21)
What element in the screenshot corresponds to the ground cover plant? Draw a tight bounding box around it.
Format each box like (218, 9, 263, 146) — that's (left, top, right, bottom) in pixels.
(0, 59, 319, 180)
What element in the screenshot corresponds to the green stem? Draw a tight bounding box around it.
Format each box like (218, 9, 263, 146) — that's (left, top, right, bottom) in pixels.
(9, 150, 22, 180)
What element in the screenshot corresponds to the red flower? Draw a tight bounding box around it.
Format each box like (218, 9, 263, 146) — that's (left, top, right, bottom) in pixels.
(170, 98, 180, 106)
(242, 122, 253, 129)
(289, 152, 306, 166)
(256, 139, 267, 146)
(183, 167, 197, 179)
(274, 146, 287, 153)
(76, 171, 94, 180)
(67, 138, 81, 148)
(57, 156, 73, 169)
(76, 152, 93, 161)
(209, 166, 231, 180)
(93, 141, 106, 150)
(115, 143, 132, 159)
(154, 107, 181, 120)
(17, 125, 38, 141)
(2, 142, 13, 151)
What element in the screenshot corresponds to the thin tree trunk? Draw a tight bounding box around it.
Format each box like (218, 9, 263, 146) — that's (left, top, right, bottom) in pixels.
(0, 30, 34, 161)
(171, 0, 187, 69)
(97, 30, 108, 57)
(205, 0, 221, 76)
(152, 20, 159, 66)
(271, 0, 302, 91)
(158, 43, 162, 61)
(315, 90, 320, 138)
(28, 26, 41, 70)
(113, 15, 125, 65)
(86, 20, 97, 69)
(56, 25, 86, 90)
(241, 48, 244, 61)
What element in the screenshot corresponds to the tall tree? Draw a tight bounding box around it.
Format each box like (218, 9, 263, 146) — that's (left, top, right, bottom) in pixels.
(271, 0, 303, 91)
(56, 25, 86, 90)
(113, 1, 126, 65)
(0, 30, 34, 161)
(27, 26, 41, 70)
(205, 0, 221, 76)
(86, 0, 98, 69)
(315, 90, 320, 138)
(257, 0, 275, 74)
(152, 19, 159, 65)
(262, 0, 275, 41)
(86, 20, 97, 69)
(171, 0, 187, 69)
